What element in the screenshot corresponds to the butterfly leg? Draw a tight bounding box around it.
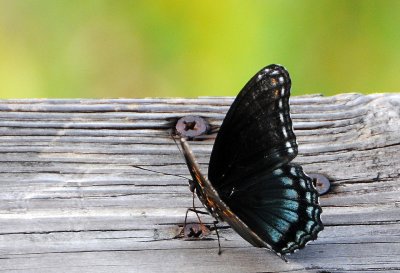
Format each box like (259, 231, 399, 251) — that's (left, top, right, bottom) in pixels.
(184, 192, 208, 226)
(182, 192, 211, 239)
(184, 207, 209, 226)
(212, 220, 222, 255)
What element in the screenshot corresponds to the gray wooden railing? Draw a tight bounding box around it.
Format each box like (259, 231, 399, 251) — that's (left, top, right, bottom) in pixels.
(0, 94, 399, 273)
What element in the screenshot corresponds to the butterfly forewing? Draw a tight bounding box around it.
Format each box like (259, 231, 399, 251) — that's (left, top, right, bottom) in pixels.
(208, 65, 297, 195)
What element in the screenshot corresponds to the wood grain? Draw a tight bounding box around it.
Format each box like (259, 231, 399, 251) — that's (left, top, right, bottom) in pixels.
(0, 94, 399, 273)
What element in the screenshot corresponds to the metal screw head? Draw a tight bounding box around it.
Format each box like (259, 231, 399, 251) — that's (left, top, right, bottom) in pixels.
(176, 116, 209, 138)
(183, 223, 210, 239)
(308, 173, 331, 195)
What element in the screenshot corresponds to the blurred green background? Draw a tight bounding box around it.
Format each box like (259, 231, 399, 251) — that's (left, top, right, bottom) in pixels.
(0, 0, 399, 98)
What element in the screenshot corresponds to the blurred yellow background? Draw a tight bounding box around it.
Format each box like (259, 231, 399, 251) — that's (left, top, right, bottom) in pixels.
(0, 0, 399, 98)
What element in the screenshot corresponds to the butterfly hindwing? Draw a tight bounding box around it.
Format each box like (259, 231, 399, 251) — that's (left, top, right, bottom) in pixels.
(226, 163, 323, 254)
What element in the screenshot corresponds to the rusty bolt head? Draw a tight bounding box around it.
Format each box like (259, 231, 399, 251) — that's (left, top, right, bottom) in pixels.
(308, 173, 331, 195)
(176, 116, 209, 138)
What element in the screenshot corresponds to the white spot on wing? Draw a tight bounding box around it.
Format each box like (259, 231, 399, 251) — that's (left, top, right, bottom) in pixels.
(299, 179, 306, 189)
(279, 76, 284, 83)
(296, 230, 305, 242)
(278, 99, 283, 109)
(270, 70, 279, 75)
(282, 126, 288, 138)
(273, 168, 283, 175)
(279, 113, 285, 122)
(306, 192, 312, 202)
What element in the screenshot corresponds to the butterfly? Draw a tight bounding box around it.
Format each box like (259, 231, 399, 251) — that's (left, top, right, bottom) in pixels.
(178, 64, 323, 259)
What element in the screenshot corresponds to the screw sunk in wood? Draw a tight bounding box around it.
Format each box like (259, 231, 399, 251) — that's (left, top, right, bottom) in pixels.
(308, 173, 331, 195)
(183, 223, 210, 239)
(176, 116, 209, 138)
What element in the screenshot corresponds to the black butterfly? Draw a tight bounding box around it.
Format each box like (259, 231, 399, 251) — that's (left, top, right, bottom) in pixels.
(178, 64, 323, 259)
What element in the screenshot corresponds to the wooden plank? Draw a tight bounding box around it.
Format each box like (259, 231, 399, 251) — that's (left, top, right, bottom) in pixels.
(0, 93, 399, 273)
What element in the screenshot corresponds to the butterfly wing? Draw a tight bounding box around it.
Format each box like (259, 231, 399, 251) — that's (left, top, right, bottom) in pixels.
(208, 64, 297, 196)
(180, 138, 323, 256)
(206, 64, 323, 254)
(226, 164, 323, 254)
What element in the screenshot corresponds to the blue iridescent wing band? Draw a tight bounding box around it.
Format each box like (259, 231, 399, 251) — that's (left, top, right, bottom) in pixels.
(227, 163, 323, 254)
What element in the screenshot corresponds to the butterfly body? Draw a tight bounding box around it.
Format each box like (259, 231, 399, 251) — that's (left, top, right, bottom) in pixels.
(181, 138, 274, 250)
(180, 64, 323, 257)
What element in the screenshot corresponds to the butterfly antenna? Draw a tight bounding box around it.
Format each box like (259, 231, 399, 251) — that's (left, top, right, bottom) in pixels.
(131, 165, 189, 180)
(128, 130, 187, 180)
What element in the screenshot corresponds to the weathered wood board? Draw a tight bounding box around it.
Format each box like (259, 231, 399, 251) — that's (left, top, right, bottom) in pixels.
(0, 94, 399, 273)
